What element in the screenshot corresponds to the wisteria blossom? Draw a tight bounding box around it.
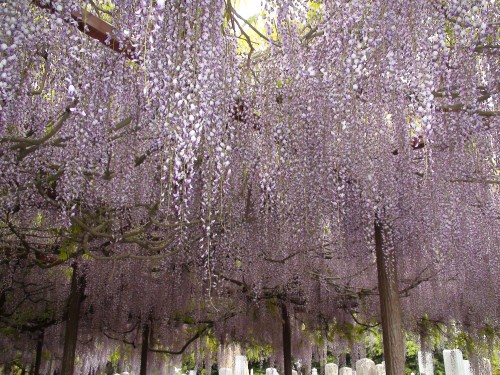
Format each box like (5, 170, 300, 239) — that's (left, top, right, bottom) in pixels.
(0, 0, 498, 374)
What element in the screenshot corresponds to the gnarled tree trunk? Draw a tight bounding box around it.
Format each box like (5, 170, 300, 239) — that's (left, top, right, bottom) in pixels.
(140, 322, 150, 375)
(374, 220, 405, 375)
(34, 330, 44, 375)
(282, 303, 292, 375)
(61, 264, 85, 375)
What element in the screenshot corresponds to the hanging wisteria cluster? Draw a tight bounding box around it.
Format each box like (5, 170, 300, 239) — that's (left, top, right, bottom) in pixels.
(0, 0, 498, 373)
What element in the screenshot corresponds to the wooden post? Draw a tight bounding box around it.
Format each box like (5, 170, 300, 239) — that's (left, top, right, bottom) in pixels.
(374, 220, 405, 375)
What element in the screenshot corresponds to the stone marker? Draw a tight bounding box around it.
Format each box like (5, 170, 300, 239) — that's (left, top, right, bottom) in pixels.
(292, 370, 298, 375)
(355, 358, 376, 375)
(339, 368, 352, 375)
(220, 368, 233, 375)
(121, 373, 130, 375)
(312, 368, 318, 375)
(219, 344, 239, 369)
(478, 358, 492, 375)
(463, 360, 472, 375)
(266, 368, 279, 375)
(251, 369, 254, 375)
(418, 351, 434, 375)
(443, 349, 465, 375)
(325, 363, 339, 375)
(375, 363, 385, 375)
(235, 356, 249, 375)
(189, 370, 196, 375)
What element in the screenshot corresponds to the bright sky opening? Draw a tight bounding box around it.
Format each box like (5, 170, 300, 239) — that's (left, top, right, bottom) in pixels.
(234, 0, 263, 20)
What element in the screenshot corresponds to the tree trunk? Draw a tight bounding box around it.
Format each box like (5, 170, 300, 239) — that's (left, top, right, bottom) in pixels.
(47, 353, 55, 375)
(61, 264, 85, 375)
(205, 343, 213, 375)
(374, 220, 405, 375)
(319, 341, 327, 375)
(348, 340, 358, 368)
(339, 353, 346, 368)
(282, 303, 292, 375)
(34, 330, 44, 375)
(140, 322, 150, 375)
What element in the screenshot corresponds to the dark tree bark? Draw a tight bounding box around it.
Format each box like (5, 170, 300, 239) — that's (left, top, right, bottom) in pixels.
(282, 303, 292, 375)
(61, 264, 85, 375)
(375, 220, 405, 375)
(348, 340, 358, 368)
(140, 322, 150, 375)
(34, 330, 44, 375)
(319, 342, 327, 375)
(339, 353, 346, 368)
(205, 344, 213, 375)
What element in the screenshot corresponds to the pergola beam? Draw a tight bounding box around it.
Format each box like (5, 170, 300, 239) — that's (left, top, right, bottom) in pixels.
(32, 0, 137, 59)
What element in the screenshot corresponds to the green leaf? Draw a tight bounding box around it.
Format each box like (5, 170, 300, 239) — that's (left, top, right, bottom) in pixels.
(59, 241, 77, 261)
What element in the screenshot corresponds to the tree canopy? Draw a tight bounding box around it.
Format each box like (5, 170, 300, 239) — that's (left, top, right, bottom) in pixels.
(0, 0, 498, 374)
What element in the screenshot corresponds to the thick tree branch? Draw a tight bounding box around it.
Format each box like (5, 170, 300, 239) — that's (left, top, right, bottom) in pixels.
(149, 324, 211, 355)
